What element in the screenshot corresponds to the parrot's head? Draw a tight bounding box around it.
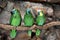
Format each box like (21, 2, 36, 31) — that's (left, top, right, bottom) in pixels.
(11, 9, 18, 14)
(37, 10, 44, 16)
(11, 9, 16, 14)
(26, 8, 31, 14)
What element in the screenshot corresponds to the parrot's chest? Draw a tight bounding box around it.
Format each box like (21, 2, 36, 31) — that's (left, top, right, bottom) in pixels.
(36, 16, 45, 25)
(24, 15, 34, 26)
(11, 15, 20, 26)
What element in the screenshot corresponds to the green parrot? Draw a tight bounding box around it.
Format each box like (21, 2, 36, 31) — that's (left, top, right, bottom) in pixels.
(36, 29, 41, 37)
(10, 9, 22, 27)
(36, 10, 46, 26)
(10, 9, 21, 38)
(24, 8, 34, 27)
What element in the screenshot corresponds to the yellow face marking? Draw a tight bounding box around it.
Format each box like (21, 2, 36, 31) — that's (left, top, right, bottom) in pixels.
(40, 12, 43, 16)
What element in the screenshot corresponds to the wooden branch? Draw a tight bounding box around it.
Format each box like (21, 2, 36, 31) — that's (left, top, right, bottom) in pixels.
(0, 24, 14, 30)
(0, 21, 60, 31)
(43, 21, 60, 29)
(0, 24, 36, 31)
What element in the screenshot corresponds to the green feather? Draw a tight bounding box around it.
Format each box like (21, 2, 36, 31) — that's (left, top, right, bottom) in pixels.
(24, 9, 34, 27)
(10, 29, 17, 38)
(10, 9, 21, 27)
(36, 29, 41, 37)
(28, 30, 32, 36)
(36, 11, 46, 26)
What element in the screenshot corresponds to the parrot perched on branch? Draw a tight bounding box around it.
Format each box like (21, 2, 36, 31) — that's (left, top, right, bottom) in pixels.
(36, 10, 46, 26)
(10, 9, 22, 39)
(10, 9, 22, 27)
(24, 8, 34, 27)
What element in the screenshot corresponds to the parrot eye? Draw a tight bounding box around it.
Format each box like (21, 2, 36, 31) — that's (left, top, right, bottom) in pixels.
(11, 11, 14, 14)
(26, 8, 31, 14)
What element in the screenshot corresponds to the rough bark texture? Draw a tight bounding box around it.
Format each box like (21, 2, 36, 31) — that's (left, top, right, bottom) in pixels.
(0, 21, 60, 31)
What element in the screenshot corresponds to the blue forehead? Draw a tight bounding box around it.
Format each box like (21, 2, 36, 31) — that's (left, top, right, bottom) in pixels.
(11, 9, 16, 13)
(26, 8, 31, 12)
(26, 8, 31, 14)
